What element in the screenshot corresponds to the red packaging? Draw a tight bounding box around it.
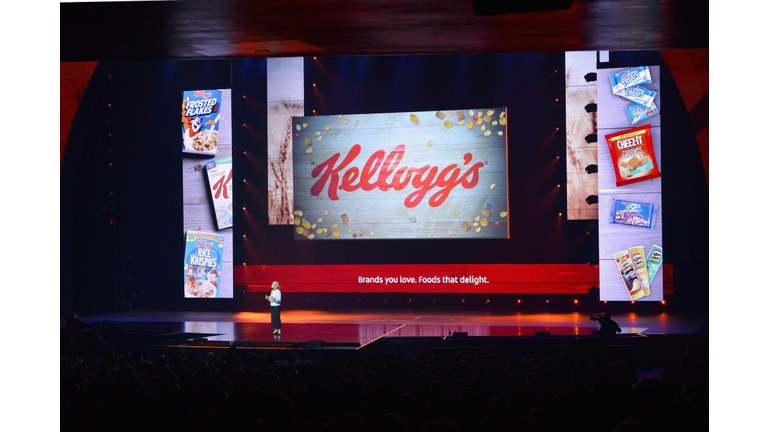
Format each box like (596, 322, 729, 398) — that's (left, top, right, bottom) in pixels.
(604, 124, 661, 187)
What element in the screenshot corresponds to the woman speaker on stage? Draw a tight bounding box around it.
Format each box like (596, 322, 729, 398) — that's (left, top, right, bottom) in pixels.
(265, 281, 282, 335)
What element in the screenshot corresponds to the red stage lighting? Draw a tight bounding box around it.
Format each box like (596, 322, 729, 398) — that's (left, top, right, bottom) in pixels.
(573, 299, 579, 304)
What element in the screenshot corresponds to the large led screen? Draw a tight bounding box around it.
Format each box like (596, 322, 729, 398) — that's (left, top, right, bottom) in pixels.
(291, 108, 509, 240)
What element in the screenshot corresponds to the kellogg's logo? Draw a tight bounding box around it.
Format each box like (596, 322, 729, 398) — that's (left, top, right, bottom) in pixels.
(194, 90, 212, 98)
(310, 144, 484, 208)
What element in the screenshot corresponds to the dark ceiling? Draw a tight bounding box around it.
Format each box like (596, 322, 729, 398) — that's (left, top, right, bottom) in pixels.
(61, 0, 708, 62)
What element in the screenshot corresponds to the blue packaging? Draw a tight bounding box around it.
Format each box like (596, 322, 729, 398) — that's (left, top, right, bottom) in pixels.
(610, 199, 657, 229)
(182, 89, 222, 154)
(626, 101, 659, 125)
(610, 66, 652, 94)
(616, 85, 657, 108)
(183, 231, 225, 298)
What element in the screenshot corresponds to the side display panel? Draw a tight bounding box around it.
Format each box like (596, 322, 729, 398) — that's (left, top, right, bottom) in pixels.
(597, 66, 663, 301)
(182, 89, 234, 298)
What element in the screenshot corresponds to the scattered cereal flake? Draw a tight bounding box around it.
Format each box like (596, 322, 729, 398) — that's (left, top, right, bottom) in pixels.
(324, 209, 330, 215)
(410, 114, 419, 124)
(481, 125, 486, 132)
(457, 111, 465, 121)
(498, 131, 503, 136)
(294, 218, 301, 226)
(436, 111, 446, 119)
(469, 110, 475, 116)
(332, 223, 338, 228)
(311, 223, 317, 229)
(473, 222, 479, 227)
(308, 233, 315, 239)
(324, 126, 330, 131)
(475, 215, 480, 222)
(458, 120, 465, 125)
(426, 140, 433, 146)
(337, 114, 343, 118)
(500, 111, 506, 117)
(487, 110, 495, 116)
(482, 209, 491, 218)
(318, 218, 323, 223)
(454, 210, 459, 216)
(325, 227, 332, 236)
(484, 130, 491, 136)
(302, 220, 311, 229)
(316, 228, 324, 234)
(341, 214, 349, 223)
(500, 211, 508, 218)
(307, 148, 313, 153)
(499, 117, 507, 126)
(348, 228, 353, 233)
(444, 121, 453, 129)
(331, 229, 339, 238)
(369, 231, 374, 237)
(462, 221, 471, 232)
(297, 227, 304, 234)
(483, 116, 492, 124)
(342, 118, 349, 124)
(448, 230, 453, 236)
(317, 136, 323, 141)
(296, 125, 302, 131)
(448, 112, 454, 117)
(305, 137, 313, 146)
(490, 183, 496, 189)
(316, 131, 321, 136)
(481, 218, 488, 227)
(477, 111, 483, 117)
(476, 116, 483, 125)
(353, 120, 359, 126)
(466, 120, 474, 129)
(297, 210, 303, 217)
(475, 227, 482, 233)
(303, 123, 308, 127)
(492, 120, 498, 126)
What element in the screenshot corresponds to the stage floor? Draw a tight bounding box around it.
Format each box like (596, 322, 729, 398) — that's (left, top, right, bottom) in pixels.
(75, 310, 709, 347)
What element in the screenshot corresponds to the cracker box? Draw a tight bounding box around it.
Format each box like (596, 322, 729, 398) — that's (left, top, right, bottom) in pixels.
(604, 124, 661, 187)
(182, 89, 222, 155)
(183, 231, 225, 298)
(205, 156, 233, 229)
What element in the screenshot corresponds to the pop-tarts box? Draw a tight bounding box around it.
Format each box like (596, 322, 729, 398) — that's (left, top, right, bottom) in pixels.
(205, 156, 233, 229)
(182, 89, 222, 155)
(183, 231, 225, 298)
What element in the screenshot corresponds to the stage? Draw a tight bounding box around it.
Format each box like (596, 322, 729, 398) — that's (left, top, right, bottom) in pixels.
(69, 310, 709, 347)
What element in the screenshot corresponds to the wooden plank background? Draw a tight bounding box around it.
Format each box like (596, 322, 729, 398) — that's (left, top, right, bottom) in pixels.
(182, 89, 233, 298)
(267, 57, 304, 225)
(292, 108, 510, 240)
(565, 51, 599, 220)
(597, 66, 663, 301)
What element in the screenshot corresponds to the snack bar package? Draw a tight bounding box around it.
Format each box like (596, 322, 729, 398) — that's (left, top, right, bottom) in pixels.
(610, 199, 657, 229)
(605, 124, 661, 187)
(629, 245, 651, 296)
(615, 85, 657, 108)
(609, 66, 652, 94)
(645, 244, 663, 286)
(182, 89, 222, 155)
(183, 231, 225, 298)
(626, 101, 660, 125)
(205, 156, 234, 229)
(614, 249, 645, 300)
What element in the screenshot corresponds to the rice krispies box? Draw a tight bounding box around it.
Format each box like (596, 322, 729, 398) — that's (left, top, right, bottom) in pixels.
(182, 89, 222, 155)
(205, 156, 233, 229)
(183, 231, 225, 298)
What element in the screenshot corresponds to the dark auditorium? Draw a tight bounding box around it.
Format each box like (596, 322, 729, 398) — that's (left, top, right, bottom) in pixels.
(49, 1, 732, 431)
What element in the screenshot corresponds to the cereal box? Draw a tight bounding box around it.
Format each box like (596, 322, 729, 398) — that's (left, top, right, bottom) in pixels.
(183, 231, 225, 298)
(205, 156, 233, 229)
(182, 89, 222, 155)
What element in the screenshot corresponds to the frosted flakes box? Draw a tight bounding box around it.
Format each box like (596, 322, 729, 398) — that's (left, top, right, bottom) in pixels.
(183, 231, 224, 298)
(205, 156, 233, 229)
(182, 89, 222, 155)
